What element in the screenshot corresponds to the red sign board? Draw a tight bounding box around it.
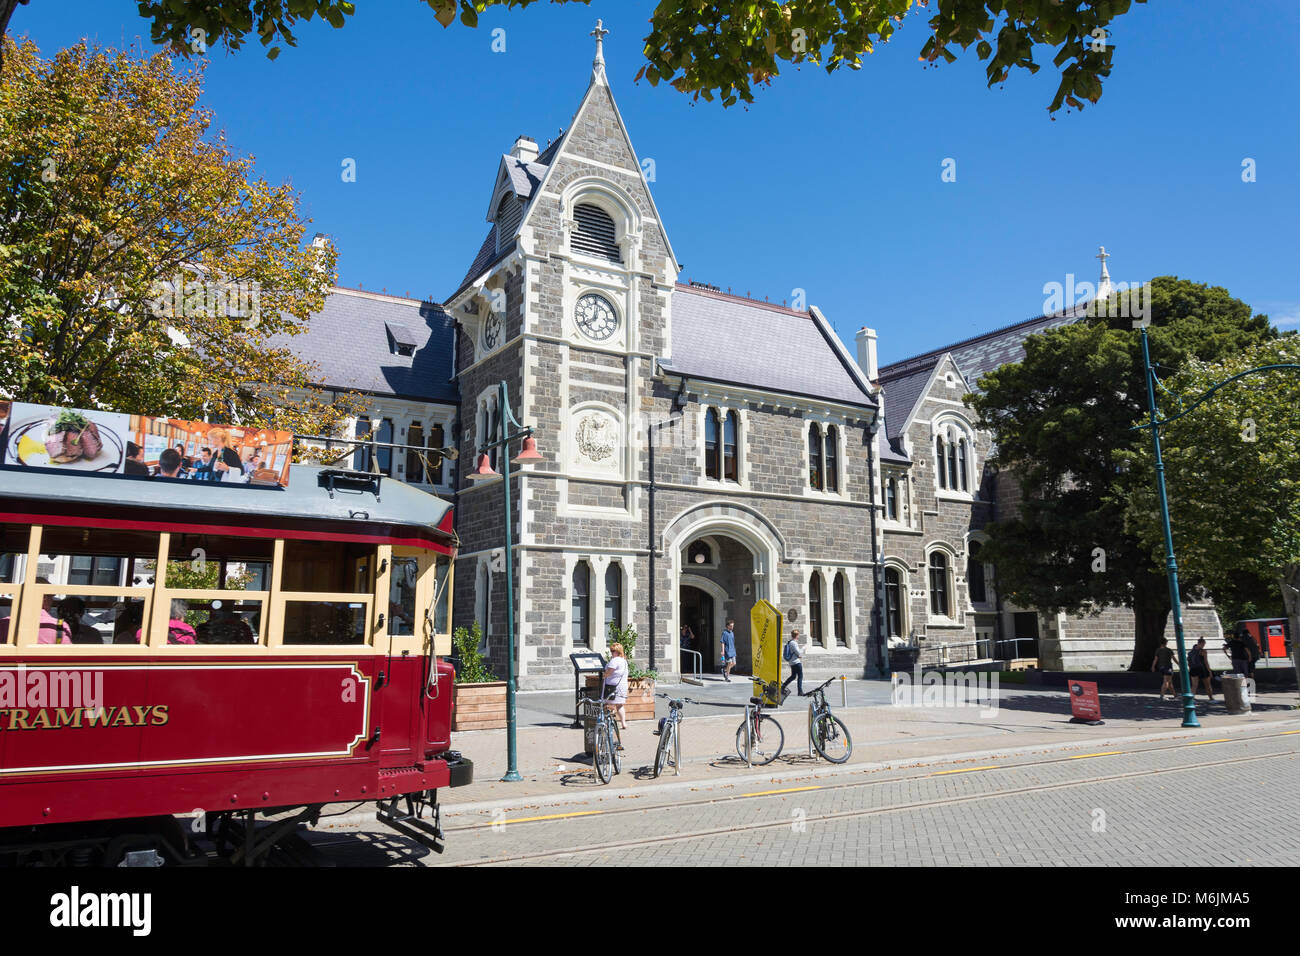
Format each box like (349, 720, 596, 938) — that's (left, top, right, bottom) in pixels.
(1067, 680, 1101, 721)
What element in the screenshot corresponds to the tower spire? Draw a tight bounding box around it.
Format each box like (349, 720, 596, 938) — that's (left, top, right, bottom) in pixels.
(590, 19, 609, 85)
(1096, 245, 1112, 298)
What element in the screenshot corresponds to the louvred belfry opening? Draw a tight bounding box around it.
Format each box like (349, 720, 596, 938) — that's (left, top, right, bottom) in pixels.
(571, 203, 621, 262)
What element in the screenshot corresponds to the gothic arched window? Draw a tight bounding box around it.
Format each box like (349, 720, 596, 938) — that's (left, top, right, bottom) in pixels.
(825, 425, 839, 493)
(723, 410, 738, 482)
(604, 563, 622, 632)
(958, 437, 969, 492)
(572, 561, 591, 647)
(885, 476, 898, 520)
(935, 435, 947, 490)
(929, 552, 950, 617)
(884, 567, 904, 638)
(833, 571, 847, 646)
(704, 408, 721, 480)
(809, 573, 824, 647)
(809, 423, 824, 490)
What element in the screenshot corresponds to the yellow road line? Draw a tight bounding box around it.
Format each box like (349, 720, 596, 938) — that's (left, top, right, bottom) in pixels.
(743, 785, 822, 797)
(1282, 730, 1300, 735)
(1189, 738, 1231, 745)
(930, 765, 1000, 775)
(499, 810, 605, 825)
(1069, 751, 1124, 759)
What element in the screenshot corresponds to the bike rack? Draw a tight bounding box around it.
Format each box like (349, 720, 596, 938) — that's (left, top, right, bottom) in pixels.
(680, 648, 703, 686)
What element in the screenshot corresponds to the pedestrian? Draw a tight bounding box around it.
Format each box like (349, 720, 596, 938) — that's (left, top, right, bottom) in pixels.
(602, 642, 629, 732)
(781, 628, 804, 699)
(1223, 628, 1258, 681)
(1188, 637, 1214, 699)
(720, 618, 737, 682)
(679, 622, 695, 673)
(1151, 637, 1175, 699)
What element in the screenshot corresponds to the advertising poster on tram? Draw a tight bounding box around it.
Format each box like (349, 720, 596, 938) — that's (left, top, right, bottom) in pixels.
(750, 599, 783, 707)
(0, 400, 293, 488)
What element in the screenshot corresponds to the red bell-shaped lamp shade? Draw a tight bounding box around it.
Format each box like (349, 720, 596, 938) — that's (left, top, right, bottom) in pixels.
(467, 452, 499, 481)
(511, 435, 544, 465)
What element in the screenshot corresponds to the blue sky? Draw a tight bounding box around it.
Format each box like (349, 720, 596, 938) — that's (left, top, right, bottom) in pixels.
(11, 1, 1300, 365)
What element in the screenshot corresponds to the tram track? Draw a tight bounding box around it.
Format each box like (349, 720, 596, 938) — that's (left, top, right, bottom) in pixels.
(441, 725, 1300, 836)
(442, 739, 1300, 866)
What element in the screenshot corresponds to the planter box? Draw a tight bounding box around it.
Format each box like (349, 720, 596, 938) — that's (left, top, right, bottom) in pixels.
(453, 681, 507, 731)
(584, 675, 656, 721)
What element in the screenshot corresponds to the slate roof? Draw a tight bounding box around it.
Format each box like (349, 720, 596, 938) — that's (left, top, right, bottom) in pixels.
(662, 285, 876, 408)
(877, 306, 1090, 438)
(877, 363, 935, 441)
(274, 288, 457, 404)
(502, 155, 548, 200)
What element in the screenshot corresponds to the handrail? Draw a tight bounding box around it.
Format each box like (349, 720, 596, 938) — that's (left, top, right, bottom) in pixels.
(680, 647, 702, 685)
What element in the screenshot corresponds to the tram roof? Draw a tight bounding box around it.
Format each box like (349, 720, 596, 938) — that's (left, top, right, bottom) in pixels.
(0, 465, 455, 542)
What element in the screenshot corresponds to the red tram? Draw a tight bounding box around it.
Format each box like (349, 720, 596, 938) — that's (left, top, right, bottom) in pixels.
(0, 463, 470, 864)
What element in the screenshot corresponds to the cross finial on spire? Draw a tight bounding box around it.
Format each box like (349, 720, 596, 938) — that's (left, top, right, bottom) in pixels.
(590, 19, 609, 83)
(1096, 245, 1112, 296)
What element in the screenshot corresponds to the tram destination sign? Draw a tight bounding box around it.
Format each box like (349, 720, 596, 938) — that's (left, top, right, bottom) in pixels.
(0, 401, 293, 488)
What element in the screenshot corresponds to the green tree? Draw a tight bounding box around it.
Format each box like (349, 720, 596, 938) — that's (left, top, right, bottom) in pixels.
(1118, 337, 1300, 661)
(969, 277, 1276, 671)
(5, 1, 1143, 114)
(0, 37, 354, 435)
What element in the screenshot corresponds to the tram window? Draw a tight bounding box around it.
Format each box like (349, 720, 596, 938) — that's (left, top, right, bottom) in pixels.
(37, 527, 161, 589)
(165, 534, 273, 591)
(388, 557, 418, 636)
(167, 597, 263, 645)
(281, 540, 375, 593)
(14, 592, 147, 645)
(433, 555, 450, 634)
(282, 601, 368, 645)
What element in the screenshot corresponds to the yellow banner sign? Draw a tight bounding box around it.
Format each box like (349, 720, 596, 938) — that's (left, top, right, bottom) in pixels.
(750, 599, 783, 707)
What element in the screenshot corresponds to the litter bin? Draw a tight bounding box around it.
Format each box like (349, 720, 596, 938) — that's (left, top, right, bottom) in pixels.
(580, 693, 598, 756)
(1220, 674, 1251, 715)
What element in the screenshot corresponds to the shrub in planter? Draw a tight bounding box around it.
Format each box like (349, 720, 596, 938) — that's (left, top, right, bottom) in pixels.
(451, 623, 506, 731)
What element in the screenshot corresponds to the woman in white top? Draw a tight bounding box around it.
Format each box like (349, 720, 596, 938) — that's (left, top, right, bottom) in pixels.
(602, 642, 630, 730)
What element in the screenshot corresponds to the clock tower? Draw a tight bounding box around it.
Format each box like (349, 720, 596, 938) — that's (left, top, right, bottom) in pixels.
(445, 23, 680, 686)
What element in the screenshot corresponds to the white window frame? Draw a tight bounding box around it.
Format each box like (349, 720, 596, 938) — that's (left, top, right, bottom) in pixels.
(882, 559, 911, 646)
(925, 545, 961, 627)
(697, 404, 748, 489)
(802, 416, 848, 499)
(932, 415, 976, 502)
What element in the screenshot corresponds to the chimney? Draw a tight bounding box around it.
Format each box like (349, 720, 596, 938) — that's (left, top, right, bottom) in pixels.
(509, 135, 539, 163)
(856, 327, 879, 382)
(310, 233, 331, 275)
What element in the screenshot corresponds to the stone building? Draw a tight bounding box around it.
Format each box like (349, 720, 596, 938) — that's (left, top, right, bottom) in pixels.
(287, 29, 1219, 683)
(873, 299, 1223, 671)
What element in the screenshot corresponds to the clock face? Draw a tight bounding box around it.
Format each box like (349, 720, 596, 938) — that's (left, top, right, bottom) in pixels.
(575, 293, 618, 341)
(482, 314, 502, 350)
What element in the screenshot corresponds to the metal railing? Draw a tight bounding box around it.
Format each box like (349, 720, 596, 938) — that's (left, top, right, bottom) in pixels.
(912, 637, 1039, 667)
(680, 648, 703, 686)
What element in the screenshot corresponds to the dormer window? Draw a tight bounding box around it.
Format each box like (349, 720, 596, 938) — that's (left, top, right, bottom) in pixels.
(495, 193, 523, 251)
(571, 203, 621, 262)
(386, 321, 418, 357)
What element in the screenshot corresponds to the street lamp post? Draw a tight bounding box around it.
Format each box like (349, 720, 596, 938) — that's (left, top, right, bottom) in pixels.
(468, 380, 543, 782)
(1137, 325, 1199, 728)
(1136, 324, 1300, 728)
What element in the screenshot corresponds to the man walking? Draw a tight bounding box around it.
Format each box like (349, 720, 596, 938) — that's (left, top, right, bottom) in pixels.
(781, 629, 804, 700)
(720, 618, 737, 682)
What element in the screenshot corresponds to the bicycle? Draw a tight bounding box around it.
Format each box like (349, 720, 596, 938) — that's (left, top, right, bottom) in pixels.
(806, 677, 852, 763)
(735, 687, 784, 766)
(652, 694, 695, 778)
(586, 685, 624, 784)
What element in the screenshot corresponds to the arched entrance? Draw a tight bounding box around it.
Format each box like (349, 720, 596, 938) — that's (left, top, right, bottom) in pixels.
(662, 502, 785, 680)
